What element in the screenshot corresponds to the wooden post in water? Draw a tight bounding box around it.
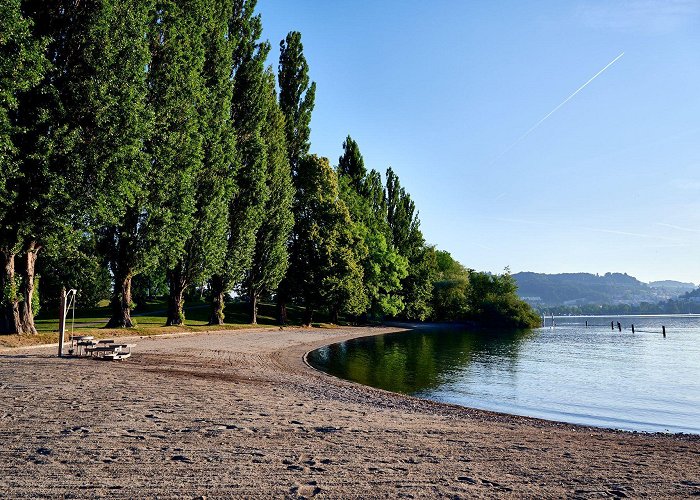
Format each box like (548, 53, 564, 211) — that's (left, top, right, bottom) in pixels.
(631, 324, 635, 334)
(662, 325, 666, 338)
(617, 321, 621, 332)
(611, 321, 614, 331)
(585, 320, 588, 328)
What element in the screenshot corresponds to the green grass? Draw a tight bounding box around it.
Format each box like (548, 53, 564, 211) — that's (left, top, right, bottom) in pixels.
(1, 299, 340, 348)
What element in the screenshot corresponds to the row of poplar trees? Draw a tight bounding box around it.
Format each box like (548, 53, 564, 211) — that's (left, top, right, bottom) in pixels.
(1, 0, 439, 333)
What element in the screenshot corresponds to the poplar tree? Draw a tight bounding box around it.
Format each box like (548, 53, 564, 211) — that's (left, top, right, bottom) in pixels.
(243, 69, 294, 324)
(278, 31, 316, 177)
(104, 0, 204, 327)
(337, 135, 367, 194)
(0, 0, 47, 333)
(165, 0, 235, 325)
(2, 1, 94, 334)
(208, 0, 268, 325)
(276, 30, 315, 323)
(385, 167, 435, 320)
(75, 0, 155, 329)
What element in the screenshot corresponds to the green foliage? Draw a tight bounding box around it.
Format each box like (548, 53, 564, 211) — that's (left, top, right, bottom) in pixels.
(80, 0, 154, 228)
(283, 155, 365, 324)
(208, 0, 270, 324)
(336, 138, 407, 319)
(338, 135, 367, 194)
(0, 4, 542, 334)
(278, 31, 316, 176)
(166, 0, 236, 325)
(363, 230, 408, 317)
(466, 269, 541, 329)
(386, 167, 424, 259)
(384, 167, 434, 320)
(37, 237, 112, 309)
(0, 0, 47, 223)
(431, 250, 469, 321)
(243, 69, 294, 322)
(401, 246, 438, 321)
(2, 271, 20, 306)
(146, 0, 205, 272)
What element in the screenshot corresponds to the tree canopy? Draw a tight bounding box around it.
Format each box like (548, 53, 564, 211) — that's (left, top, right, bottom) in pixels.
(1, 1, 539, 335)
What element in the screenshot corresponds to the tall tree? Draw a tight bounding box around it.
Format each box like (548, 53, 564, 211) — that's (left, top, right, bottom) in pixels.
(337, 138, 407, 320)
(283, 155, 364, 326)
(0, 0, 47, 333)
(276, 30, 316, 323)
(208, 0, 269, 325)
(102, 0, 204, 327)
(165, 0, 235, 325)
(2, 1, 92, 334)
(337, 135, 367, 194)
(278, 30, 316, 177)
(385, 167, 435, 320)
(243, 69, 294, 324)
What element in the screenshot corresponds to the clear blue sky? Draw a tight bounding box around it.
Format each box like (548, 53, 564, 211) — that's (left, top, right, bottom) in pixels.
(258, 0, 700, 284)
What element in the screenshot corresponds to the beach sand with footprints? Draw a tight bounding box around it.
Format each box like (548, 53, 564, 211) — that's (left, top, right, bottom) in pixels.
(1, 326, 698, 498)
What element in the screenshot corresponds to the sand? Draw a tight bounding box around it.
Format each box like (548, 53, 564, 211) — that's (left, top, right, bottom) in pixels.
(0, 325, 698, 498)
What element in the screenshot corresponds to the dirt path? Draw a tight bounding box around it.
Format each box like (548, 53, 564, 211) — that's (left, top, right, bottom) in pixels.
(0, 326, 698, 498)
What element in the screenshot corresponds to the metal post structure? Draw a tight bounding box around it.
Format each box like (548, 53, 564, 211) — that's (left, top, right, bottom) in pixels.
(58, 288, 77, 357)
(58, 288, 66, 357)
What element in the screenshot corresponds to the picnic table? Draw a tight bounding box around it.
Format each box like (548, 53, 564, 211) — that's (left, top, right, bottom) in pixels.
(67, 336, 134, 360)
(68, 336, 94, 356)
(85, 342, 135, 360)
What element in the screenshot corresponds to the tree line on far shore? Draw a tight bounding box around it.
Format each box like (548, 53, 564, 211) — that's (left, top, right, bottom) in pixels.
(1, 0, 541, 334)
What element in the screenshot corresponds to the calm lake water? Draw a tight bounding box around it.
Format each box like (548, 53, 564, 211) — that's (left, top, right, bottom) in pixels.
(307, 316, 700, 434)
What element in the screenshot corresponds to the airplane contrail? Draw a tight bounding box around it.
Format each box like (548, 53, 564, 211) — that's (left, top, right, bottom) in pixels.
(492, 51, 624, 163)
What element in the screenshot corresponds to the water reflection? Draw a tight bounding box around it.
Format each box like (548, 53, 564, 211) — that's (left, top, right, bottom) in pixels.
(308, 319, 700, 433)
(308, 326, 537, 394)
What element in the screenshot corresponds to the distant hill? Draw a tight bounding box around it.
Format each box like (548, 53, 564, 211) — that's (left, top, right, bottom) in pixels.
(513, 272, 696, 307)
(648, 280, 696, 291)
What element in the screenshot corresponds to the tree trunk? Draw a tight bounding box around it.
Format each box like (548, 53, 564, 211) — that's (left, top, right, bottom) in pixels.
(166, 266, 187, 326)
(19, 241, 40, 335)
(0, 250, 21, 334)
(107, 273, 134, 328)
(250, 293, 258, 324)
(208, 274, 225, 325)
(331, 306, 339, 325)
(276, 295, 287, 326)
(303, 306, 313, 327)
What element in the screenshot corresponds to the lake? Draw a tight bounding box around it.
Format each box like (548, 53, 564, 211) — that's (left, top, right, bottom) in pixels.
(307, 316, 700, 434)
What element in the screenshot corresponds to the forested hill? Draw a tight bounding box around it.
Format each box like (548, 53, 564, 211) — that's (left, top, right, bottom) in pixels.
(514, 272, 696, 307)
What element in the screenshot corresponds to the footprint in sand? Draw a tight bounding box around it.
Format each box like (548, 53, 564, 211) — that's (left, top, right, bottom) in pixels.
(290, 480, 321, 498)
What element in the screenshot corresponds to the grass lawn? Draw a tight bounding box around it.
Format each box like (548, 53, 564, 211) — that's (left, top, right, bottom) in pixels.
(0, 300, 339, 348)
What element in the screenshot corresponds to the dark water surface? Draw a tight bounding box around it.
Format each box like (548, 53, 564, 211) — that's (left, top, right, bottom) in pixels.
(307, 316, 700, 434)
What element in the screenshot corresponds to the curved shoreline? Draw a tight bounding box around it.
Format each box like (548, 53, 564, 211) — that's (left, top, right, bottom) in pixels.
(301, 326, 700, 438)
(1, 325, 698, 497)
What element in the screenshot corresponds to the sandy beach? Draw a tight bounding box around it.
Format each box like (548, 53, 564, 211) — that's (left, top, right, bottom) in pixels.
(0, 325, 698, 498)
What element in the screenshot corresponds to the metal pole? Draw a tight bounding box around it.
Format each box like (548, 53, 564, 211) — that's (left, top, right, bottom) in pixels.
(58, 287, 66, 357)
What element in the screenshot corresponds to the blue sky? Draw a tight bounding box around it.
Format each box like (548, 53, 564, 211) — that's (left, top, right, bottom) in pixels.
(258, 0, 700, 283)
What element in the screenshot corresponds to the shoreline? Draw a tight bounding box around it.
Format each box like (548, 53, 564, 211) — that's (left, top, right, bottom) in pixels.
(303, 323, 700, 439)
(1, 325, 699, 497)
